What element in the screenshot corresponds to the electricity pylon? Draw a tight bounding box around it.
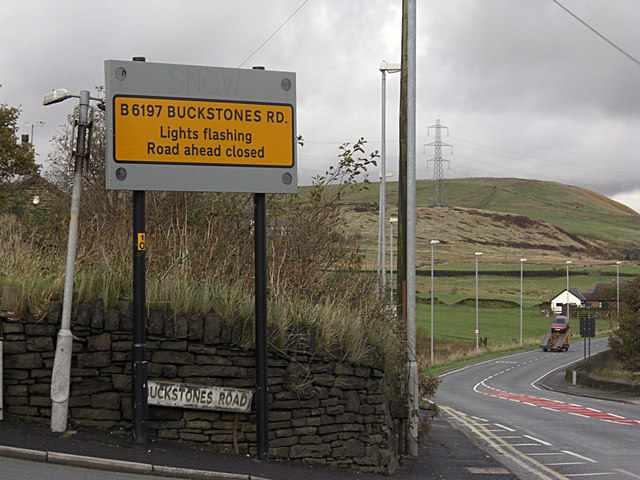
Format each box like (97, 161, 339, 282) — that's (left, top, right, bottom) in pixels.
(424, 119, 452, 207)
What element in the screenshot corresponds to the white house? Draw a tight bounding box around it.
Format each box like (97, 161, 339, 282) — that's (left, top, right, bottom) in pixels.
(549, 288, 587, 314)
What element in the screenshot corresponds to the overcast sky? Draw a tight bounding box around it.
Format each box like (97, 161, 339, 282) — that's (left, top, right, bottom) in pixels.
(2, 0, 639, 211)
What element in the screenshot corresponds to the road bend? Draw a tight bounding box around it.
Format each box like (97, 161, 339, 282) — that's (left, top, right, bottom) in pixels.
(434, 337, 640, 479)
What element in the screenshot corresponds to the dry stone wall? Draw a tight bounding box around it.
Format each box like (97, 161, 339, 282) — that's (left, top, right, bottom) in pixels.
(1, 299, 399, 474)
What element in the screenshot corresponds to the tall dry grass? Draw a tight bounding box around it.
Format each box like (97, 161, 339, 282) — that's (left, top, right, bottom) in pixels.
(2, 136, 400, 367)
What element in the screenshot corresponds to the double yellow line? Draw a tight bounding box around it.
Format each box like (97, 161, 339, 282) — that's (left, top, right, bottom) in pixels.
(440, 405, 569, 480)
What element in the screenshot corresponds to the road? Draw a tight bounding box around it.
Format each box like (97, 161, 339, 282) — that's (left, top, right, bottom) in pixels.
(435, 337, 640, 479)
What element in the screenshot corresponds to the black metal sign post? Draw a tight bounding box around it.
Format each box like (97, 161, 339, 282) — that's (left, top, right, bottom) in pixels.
(254, 192, 269, 461)
(131, 56, 148, 445)
(132, 189, 147, 444)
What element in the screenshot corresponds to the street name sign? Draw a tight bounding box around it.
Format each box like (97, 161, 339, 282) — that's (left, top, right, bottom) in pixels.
(105, 60, 297, 193)
(147, 380, 253, 413)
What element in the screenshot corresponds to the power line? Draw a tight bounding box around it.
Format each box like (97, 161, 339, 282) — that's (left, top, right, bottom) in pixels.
(551, 0, 640, 67)
(238, 0, 312, 68)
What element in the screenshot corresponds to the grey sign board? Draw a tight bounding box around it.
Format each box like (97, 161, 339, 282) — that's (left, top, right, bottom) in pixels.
(105, 60, 297, 193)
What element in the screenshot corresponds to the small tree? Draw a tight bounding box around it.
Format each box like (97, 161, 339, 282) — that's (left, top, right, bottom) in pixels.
(609, 275, 640, 372)
(0, 97, 39, 184)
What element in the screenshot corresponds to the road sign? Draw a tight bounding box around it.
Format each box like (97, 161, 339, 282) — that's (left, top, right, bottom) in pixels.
(475, 329, 480, 335)
(105, 60, 297, 193)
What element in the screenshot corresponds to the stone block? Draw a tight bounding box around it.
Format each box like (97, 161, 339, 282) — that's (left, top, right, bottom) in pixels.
(289, 443, 331, 458)
(111, 340, 131, 352)
(160, 340, 187, 351)
(5, 352, 43, 369)
(318, 424, 341, 435)
(3, 340, 27, 354)
(91, 298, 104, 330)
(300, 435, 323, 445)
(343, 438, 365, 457)
(203, 312, 222, 344)
(71, 377, 112, 395)
(180, 432, 209, 442)
(119, 301, 133, 331)
(345, 390, 360, 413)
(24, 324, 56, 336)
(3, 369, 28, 380)
(188, 314, 203, 341)
(88, 333, 111, 351)
(175, 316, 189, 339)
(162, 364, 178, 378)
(104, 310, 120, 331)
(177, 364, 247, 378)
(71, 407, 121, 421)
(90, 392, 121, 410)
(1, 286, 20, 312)
(270, 436, 299, 448)
(188, 344, 217, 355)
(219, 322, 233, 344)
(152, 350, 194, 365)
(148, 309, 165, 335)
(30, 396, 52, 407)
(47, 301, 62, 324)
(77, 351, 111, 368)
(76, 303, 92, 326)
(2, 323, 24, 334)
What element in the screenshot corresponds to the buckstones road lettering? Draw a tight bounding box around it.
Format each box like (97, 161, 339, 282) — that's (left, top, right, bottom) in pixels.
(148, 381, 253, 413)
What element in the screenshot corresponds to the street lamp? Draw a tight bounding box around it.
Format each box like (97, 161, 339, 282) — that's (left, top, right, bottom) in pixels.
(616, 261, 622, 318)
(44, 88, 102, 433)
(389, 217, 398, 305)
(430, 240, 439, 365)
(377, 60, 401, 298)
(475, 252, 483, 353)
(566, 261, 572, 319)
(520, 259, 527, 346)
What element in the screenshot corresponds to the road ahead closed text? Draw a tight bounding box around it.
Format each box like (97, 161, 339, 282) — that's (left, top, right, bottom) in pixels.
(114, 96, 294, 167)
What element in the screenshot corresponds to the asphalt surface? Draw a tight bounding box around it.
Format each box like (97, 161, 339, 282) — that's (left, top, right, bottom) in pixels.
(1, 354, 636, 480)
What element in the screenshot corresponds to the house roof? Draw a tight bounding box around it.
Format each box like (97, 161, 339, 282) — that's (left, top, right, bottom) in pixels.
(550, 287, 587, 302)
(584, 281, 617, 302)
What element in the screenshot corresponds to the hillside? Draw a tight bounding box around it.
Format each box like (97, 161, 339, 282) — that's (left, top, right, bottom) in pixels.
(325, 178, 640, 267)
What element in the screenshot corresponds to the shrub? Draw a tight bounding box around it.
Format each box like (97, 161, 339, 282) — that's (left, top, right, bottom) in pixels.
(609, 275, 640, 372)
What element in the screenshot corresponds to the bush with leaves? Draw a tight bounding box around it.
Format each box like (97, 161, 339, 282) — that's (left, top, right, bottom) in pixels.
(609, 275, 640, 373)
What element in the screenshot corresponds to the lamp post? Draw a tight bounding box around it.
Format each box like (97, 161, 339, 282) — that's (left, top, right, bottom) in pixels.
(520, 259, 527, 346)
(44, 88, 102, 433)
(389, 217, 398, 305)
(377, 60, 401, 298)
(566, 261, 572, 319)
(475, 252, 482, 353)
(616, 261, 622, 318)
(430, 240, 439, 366)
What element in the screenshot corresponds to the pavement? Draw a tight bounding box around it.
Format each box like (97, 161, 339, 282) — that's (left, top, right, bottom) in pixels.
(1, 361, 637, 480)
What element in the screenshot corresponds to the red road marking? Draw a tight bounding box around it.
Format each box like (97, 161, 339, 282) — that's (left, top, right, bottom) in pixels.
(482, 391, 640, 425)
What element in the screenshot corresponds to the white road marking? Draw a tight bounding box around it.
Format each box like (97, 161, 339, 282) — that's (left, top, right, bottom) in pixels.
(523, 435, 552, 446)
(494, 423, 515, 432)
(615, 469, 640, 479)
(565, 473, 616, 477)
(562, 451, 597, 463)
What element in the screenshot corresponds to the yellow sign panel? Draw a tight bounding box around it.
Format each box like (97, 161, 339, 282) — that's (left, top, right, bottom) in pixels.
(137, 233, 145, 251)
(114, 96, 294, 167)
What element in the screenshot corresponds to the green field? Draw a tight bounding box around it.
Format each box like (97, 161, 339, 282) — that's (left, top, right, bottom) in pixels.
(415, 302, 614, 345)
